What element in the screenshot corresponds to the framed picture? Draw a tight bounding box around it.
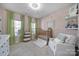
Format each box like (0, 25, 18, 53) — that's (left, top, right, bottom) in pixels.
(47, 20, 55, 29)
(65, 19, 78, 30)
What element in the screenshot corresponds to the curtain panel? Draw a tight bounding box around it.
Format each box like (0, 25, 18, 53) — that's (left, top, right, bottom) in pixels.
(7, 11, 15, 45)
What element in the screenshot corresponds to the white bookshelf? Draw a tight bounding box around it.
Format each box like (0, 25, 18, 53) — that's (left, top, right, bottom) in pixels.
(65, 4, 78, 30)
(24, 32, 31, 42)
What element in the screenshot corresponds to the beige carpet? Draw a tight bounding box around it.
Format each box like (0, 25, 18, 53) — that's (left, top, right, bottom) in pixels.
(9, 41, 54, 56)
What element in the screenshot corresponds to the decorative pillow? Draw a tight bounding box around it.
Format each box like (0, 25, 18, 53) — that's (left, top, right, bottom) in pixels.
(56, 33, 67, 43)
(65, 35, 76, 45)
(64, 34, 71, 43)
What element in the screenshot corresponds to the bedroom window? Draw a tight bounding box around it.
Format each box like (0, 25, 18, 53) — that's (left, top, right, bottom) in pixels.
(14, 20, 21, 37)
(31, 22, 36, 34)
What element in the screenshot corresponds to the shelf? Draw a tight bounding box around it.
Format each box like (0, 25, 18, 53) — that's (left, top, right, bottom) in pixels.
(65, 27, 78, 30)
(24, 35, 31, 37)
(65, 15, 78, 20)
(24, 38, 31, 41)
(24, 32, 31, 35)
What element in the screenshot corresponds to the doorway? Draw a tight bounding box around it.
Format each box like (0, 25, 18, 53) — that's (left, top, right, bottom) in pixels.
(14, 20, 21, 43)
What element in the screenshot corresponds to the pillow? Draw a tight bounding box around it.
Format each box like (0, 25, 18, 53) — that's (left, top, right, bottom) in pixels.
(65, 35, 76, 45)
(57, 33, 67, 43)
(64, 34, 72, 43)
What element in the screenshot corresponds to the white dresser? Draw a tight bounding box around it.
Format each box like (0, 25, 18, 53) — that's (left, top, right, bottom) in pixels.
(0, 35, 9, 56)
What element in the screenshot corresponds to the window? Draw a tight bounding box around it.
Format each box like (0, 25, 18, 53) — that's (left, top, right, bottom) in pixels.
(14, 20, 21, 36)
(31, 23, 36, 34)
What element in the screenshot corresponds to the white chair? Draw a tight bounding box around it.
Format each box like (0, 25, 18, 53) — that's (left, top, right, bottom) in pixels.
(48, 33, 76, 56)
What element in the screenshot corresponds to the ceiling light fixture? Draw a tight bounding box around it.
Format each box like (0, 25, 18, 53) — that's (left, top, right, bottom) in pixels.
(29, 3, 40, 10)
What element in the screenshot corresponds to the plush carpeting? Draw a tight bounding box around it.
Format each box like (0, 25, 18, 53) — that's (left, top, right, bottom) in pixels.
(9, 41, 54, 56)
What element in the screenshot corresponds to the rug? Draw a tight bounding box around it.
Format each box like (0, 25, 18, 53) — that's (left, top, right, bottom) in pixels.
(33, 38, 47, 48)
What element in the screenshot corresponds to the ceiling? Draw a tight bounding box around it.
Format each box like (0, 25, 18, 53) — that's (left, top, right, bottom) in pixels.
(0, 3, 73, 18)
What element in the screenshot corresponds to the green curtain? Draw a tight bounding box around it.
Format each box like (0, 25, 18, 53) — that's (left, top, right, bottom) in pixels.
(35, 18, 38, 39)
(7, 11, 15, 45)
(28, 16, 32, 32)
(28, 16, 32, 39)
(19, 15, 25, 42)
